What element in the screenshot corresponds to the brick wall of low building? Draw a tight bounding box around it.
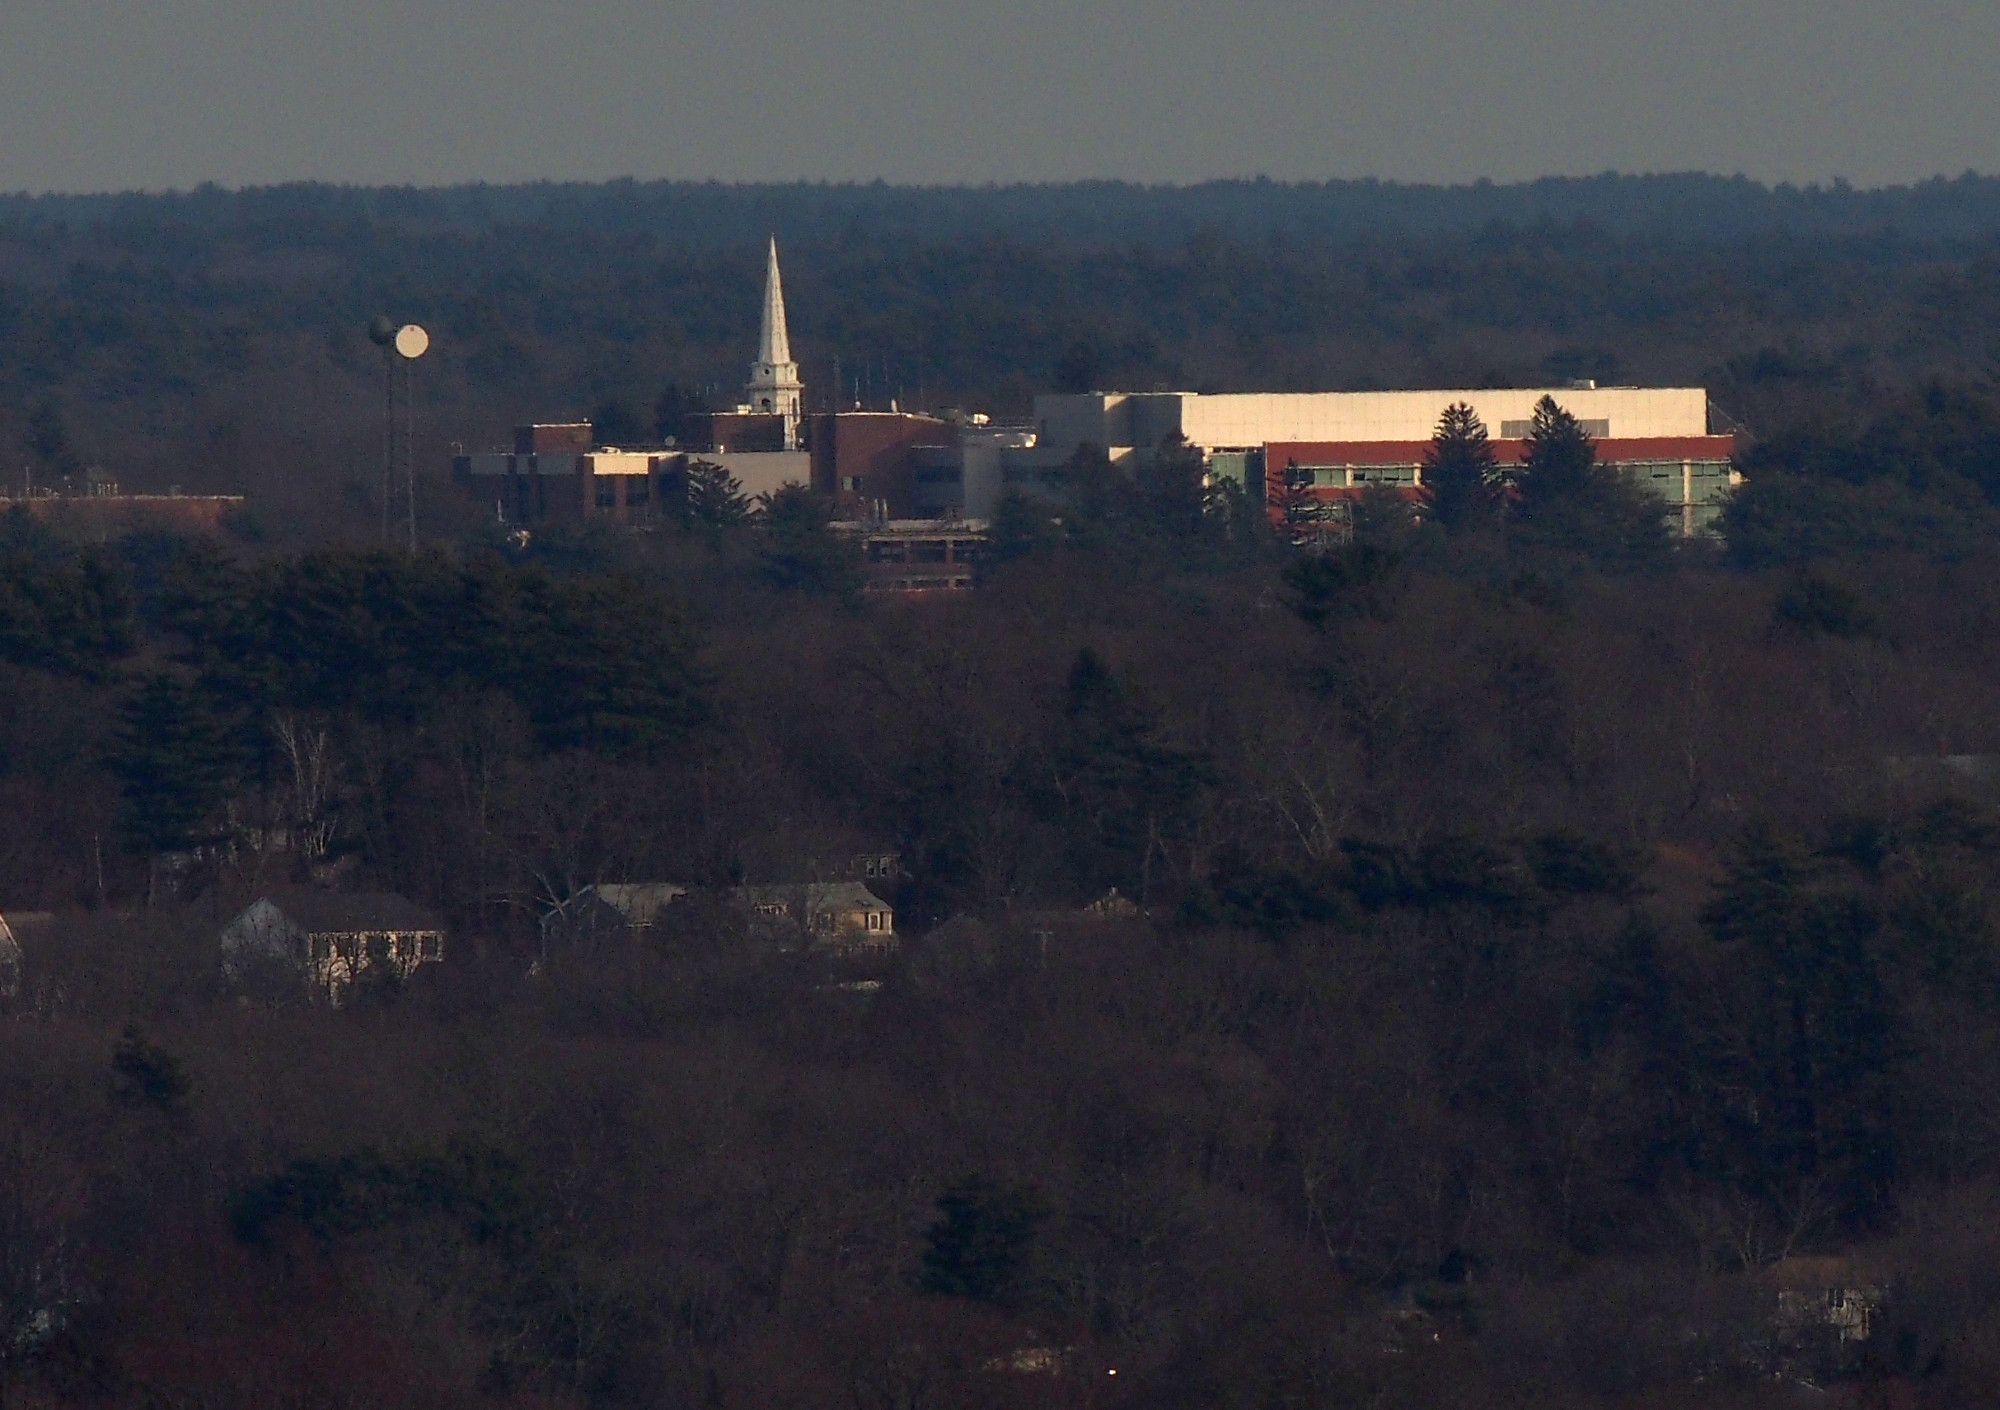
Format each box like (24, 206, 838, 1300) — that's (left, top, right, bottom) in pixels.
(807, 412, 958, 516)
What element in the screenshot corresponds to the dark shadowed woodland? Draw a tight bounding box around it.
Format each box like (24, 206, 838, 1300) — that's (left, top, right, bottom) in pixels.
(3, 176, 2000, 1407)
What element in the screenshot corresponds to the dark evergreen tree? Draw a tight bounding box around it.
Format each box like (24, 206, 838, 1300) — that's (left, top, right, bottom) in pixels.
(1046, 648, 1210, 904)
(1512, 395, 1599, 513)
(1281, 541, 1405, 627)
(1051, 442, 1122, 553)
(1350, 482, 1420, 551)
(1689, 832, 1901, 1235)
(919, 1176, 1048, 1305)
(1721, 471, 1995, 569)
(1510, 395, 1671, 568)
(1420, 401, 1502, 533)
(984, 491, 1058, 567)
(1201, 470, 1272, 563)
(1134, 434, 1212, 549)
(0, 546, 135, 679)
(532, 575, 711, 756)
(110, 1025, 189, 1114)
(109, 670, 238, 857)
(1771, 572, 1881, 640)
(680, 459, 751, 529)
(756, 485, 862, 601)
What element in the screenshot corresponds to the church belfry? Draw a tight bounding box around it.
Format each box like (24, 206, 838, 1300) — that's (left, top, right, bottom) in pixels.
(745, 236, 804, 449)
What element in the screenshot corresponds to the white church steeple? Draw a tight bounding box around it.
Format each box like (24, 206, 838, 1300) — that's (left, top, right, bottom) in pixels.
(746, 236, 803, 449)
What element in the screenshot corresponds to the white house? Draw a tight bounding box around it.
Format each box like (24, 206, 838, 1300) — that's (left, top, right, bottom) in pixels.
(222, 890, 444, 1000)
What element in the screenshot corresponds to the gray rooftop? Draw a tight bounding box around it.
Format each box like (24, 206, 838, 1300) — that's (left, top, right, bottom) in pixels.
(262, 889, 443, 935)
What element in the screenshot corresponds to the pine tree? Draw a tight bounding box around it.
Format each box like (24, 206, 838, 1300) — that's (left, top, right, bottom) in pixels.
(1135, 434, 1212, 548)
(756, 485, 862, 601)
(109, 670, 238, 857)
(1510, 395, 1672, 568)
(1691, 831, 1900, 1231)
(985, 491, 1057, 566)
(1048, 649, 1210, 904)
(681, 459, 750, 529)
(1512, 395, 1599, 515)
(1420, 401, 1501, 533)
(919, 1176, 1048, 1305)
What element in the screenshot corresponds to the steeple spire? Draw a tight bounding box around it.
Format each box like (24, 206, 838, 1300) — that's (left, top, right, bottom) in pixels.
(758, 236, 792, 367)
(745, 235, 804, 449)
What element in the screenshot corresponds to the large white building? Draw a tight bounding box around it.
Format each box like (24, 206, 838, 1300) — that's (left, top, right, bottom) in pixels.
(982, 384, 1740, 537)
(1031, 386, 1714, 461)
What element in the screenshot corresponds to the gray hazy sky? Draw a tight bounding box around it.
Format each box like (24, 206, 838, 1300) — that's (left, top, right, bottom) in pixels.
(0, 0, 1994, 193)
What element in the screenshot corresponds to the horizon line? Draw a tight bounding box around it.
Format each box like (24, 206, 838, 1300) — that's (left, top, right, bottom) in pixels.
(4, 169, 1996, 203)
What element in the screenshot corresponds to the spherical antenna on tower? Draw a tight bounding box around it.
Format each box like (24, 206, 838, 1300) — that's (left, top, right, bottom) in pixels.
(367, 315, 397, 347)
(393, 324, 430, 360)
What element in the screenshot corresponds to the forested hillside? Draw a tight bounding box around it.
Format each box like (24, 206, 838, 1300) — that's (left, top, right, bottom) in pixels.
(4, 178, 2000, 1407)
(1, 174, 1997, 542)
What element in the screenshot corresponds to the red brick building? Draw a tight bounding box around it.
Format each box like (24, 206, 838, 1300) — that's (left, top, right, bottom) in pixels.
(809, 411, 959, 516)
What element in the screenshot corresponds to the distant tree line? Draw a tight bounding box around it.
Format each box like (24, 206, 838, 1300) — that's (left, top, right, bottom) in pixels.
(0, 177, 1996, 547)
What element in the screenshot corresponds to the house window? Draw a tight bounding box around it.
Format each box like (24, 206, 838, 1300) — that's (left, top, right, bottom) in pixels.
(335, 936, 356, 961)
(366, 935, 390, 963)
(309, 936, 329, 963)
(595, 480, 617, 508)
(866, 912, 881, 931)
(419, 935, 441, 960)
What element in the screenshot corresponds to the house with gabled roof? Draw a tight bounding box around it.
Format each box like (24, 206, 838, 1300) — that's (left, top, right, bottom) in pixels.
(540, 880, 896, 957)
(742, 881, 895, 952)
(221, 889, 444, 1000)
(539, 883, 689, 950)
